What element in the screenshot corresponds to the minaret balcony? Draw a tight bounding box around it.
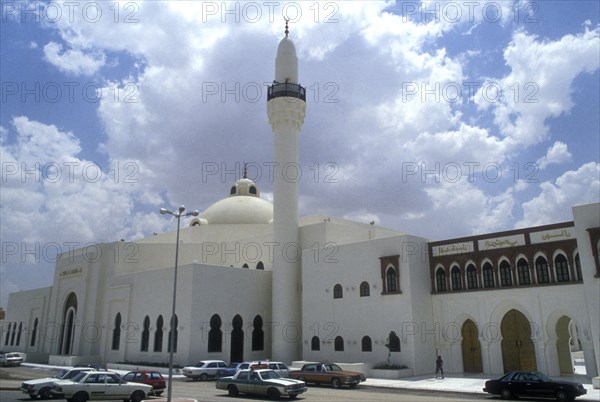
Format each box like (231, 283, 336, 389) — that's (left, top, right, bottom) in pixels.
(267, 82, 306, 102)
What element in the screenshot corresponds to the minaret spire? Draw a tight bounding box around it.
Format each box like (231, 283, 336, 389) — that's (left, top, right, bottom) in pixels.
(267, 23, 306, 364)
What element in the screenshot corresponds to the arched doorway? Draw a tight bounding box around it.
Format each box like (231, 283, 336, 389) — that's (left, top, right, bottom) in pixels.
(230, 315, 244, 363)
(501, 309, 537, 372)
(556, 316, 575, 375)
(59, 293, 78, 355)
(461, 320, 483, 373)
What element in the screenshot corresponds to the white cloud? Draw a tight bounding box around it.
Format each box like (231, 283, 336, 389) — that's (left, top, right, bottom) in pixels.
(475, 26, 600, 146)
(536, 141, 572, 170)
(517, 162, 600, 227)
(43, 41, 105, 76)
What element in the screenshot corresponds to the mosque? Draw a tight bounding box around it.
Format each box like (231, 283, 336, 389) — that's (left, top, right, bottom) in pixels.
(2, 27, 599, 380)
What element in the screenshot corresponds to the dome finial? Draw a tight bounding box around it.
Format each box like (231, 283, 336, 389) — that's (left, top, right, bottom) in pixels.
(243, 162, 248, 179)
(284, 17, 289, 37)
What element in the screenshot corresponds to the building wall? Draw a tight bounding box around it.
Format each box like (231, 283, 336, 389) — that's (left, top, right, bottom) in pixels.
(301, 234, 434, 374)
(573, 203, 600, 377)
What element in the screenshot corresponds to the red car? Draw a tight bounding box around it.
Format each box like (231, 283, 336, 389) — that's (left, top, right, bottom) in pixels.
(122, 371, 166, 396)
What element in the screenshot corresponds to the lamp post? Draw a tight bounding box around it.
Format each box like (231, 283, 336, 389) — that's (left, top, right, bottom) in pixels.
(160, 205, 199, 402)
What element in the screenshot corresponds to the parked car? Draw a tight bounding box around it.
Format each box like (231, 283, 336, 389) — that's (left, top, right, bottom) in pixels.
(218, 361, 293, 378)
(50, 370, 152, 402)
(483, 370, 587, 401)
(121, 370, 166, 396)
(216, 368, 307, 399)
(288, 362, 365, 388)
(0, 352, 23, 366)
(182, 360, 229, 381)
(21, 367, 94, 399)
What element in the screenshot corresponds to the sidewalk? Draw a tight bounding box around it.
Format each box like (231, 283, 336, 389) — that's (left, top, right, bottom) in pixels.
(364, 373, 600, 401)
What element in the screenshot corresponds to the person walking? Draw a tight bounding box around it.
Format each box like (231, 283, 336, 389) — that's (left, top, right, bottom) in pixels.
(435, 355, 444, 379)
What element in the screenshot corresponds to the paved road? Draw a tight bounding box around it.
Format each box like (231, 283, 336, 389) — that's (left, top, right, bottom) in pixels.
(1, 366, 491, 402)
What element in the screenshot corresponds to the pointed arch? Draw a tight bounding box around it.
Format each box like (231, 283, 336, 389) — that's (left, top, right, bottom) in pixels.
(435, 267, 447, 292)
(361, 336, 372, 352)
(168, 314, 178, 353)
(208, 314, 222, 353)
(141, 316, 150, 352)
(360, 281, 370, 297)
(517, 258, 531, 285)
(501, 309, 537, 372)
(252, 315, 264, 351)
(30, 318, 39, 348)
(466, 264, 478, 289)
(461, 320, 482, 373)
(554, 254, 570, 282)
(451, 265, 462, 290)
(231, 315, 244, 363)
(154, 315, 164, 352)
(111, 313, 122, 350)
(535, 255, 550, 284)
(59, 292, 78, 355)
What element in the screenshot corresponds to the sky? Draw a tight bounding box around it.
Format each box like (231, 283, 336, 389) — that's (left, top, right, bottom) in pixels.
(1, 0, 599, 308)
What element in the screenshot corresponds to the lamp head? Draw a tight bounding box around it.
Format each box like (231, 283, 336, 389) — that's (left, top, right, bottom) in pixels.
(178, 205, 186, 213)
(160, 208, 168, 215)
(191, 210, 200, 217)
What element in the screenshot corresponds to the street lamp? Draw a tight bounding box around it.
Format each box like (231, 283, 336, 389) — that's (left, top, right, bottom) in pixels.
(160, 205, 199, 402)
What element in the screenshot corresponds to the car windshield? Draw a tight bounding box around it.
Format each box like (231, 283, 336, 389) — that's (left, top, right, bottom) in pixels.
(259, 371, 281, 380)
(323, 364, 342, 371)
(71, 372, 88, 383)
(55, 369, 69, 379)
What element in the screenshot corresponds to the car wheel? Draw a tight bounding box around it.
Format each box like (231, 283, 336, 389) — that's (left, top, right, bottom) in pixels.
(227, 385, 238, 396)
(267, 387, 281, 400)
(200, 373, 208, 381)
(38, 387, 51, 399)
(500, 388, 512, 400)
(72, 391, 88, 402)
(129, 390, 145, 402)
(555, 390, 572, 402)
(331, 378, 341, 389)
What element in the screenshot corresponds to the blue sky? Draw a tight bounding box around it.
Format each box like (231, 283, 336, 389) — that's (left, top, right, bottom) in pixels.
(1, 0, 599, 308)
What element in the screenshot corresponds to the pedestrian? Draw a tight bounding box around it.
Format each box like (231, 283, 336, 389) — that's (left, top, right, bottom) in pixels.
(435, 355, 444, 379)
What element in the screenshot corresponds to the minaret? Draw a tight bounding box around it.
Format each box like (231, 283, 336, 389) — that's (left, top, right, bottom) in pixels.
(267, 21, 306, 363)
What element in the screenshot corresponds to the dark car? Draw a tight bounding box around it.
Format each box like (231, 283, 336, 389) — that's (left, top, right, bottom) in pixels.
(122, 370, 166, 396)
(483, 371, 587, 401)
(288, 362, 365, 388)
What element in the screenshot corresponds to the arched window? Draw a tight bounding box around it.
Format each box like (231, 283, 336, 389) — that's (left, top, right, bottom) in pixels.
(517, 258, 531, 285)
(483, 262, 495, 288)
(141, 316, 150, 352)
(555, 254, 570, 282)
(60, 293, 78, 355)
(16, 322, 23, 346)
(30, 318, 39, 347)
(535, 256, 550, 283)
(361, 336, 372, 352)
(360, 281, 370, 297)
(500, 260, 512, 287)
(112, 313, 122, 350)
(256, 261, 264, 270)
(10, 322, 17, 346)
(230, 186, 236, 195)
(208, 314, 222, 353)
(4, 322, 11, 345)
(252, 315, 264, 351)
(154, 315, 164, 352)
(575, 254, 583, 281)
(333, 284, 343, 299)
(168, 315, 178, 353)
(249, 186, 257, 195)
(311, 336, 320, 351)
(386, 267, 398, 292)
(466, 264, 478, 289)
(387, 331, 400, 352)
(451, 266, 462, 290)
(435, 268, 446, 292)
(242, 263, 249, 268)
(334, 336, 344, 351)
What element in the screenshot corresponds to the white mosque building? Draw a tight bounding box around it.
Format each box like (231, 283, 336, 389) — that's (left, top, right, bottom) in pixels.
(2, 28, 599, 381)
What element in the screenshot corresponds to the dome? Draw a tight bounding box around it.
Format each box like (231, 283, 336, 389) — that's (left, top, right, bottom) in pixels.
(200, 177, 273, 224)
(275, 36, 298, 84)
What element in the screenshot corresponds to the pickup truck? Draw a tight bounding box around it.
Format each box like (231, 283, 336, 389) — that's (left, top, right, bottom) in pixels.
(288, 362, 365, 388)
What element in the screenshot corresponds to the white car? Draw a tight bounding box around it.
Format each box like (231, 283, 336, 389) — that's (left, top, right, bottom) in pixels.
(50, 370, 152, 402)
(0, 352, 23, 366)
(21, 367, 93, 399)
(216, 369, 307, 399)
(182, 360, 229, 381)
